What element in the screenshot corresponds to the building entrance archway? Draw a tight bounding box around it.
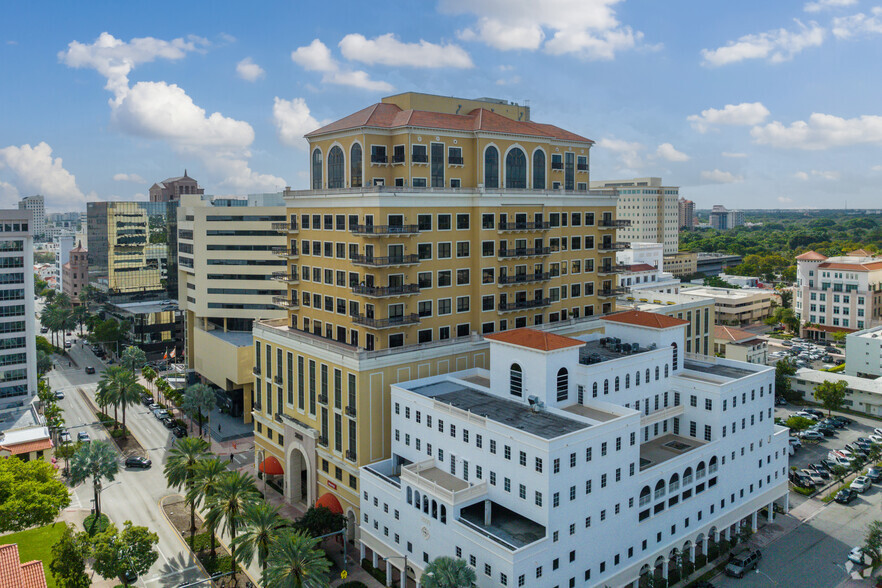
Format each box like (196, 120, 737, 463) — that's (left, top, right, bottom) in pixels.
(286, 445, 313, 506)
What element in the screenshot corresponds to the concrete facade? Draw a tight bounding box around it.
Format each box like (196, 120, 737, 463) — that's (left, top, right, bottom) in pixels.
(713, 326, 768, 365)
(17, 195, 45, 238)
(681, 286, 774, 327)
(592, 177, 679, 255)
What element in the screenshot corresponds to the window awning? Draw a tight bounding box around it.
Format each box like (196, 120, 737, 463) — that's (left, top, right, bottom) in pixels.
(259, 455, 284, 476)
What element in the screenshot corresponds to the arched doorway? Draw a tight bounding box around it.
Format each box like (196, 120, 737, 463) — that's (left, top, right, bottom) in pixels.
(346, 509, 357, 542)
(287, 446, 311, 506)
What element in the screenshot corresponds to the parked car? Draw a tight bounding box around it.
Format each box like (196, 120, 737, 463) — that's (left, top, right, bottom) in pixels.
(789, 471, 815, 487)
(835, 488, 858, 504)
(845, 444, 868, 458)
(870, 435, 882, 445)
(820, 459, 837, 472)
(153, 408, 169, 420)
(59, 430, 71, 444)
(782, 340, 793, 346)
(148, 403, 160, 412)
(724, 549, 763, 578)
(835, 358, 846, 365)
(789, 437, 802, 448)
(799, 430, 824, 441)
(795, 411, 820, 421)
(775, 396, 787, 406)
(808, 464, 830, 479)
(125, 456, 152, 469)
(827, 452, 851, 467)
(867, 467, 882, 482)
(804, 408, 824, 418)
(77, 431, 90, 443)
(54, 390, 64, 400)
(852, 476, 873, 493)
(848, 547, 868, 566)
(39, 326, 48, 333)
(161, 416, 176, 429)
(141, 395, 154, 406)
(172, 425, 187, 438)
(811, 425, 836, 437)
(119, 570, 138, 585)
(800, 469, 825, 485)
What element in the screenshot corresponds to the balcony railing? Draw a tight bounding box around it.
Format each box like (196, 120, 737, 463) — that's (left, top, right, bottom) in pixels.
(346, 449, 357, 461)
(551, 161, 564, 170)
(577, 163, 589, 171)
(599, 218, 631, 228)
(351, 254, 420, 267)
(598, 241, 629, 252)
(252, 366, 261, 376)
(370, 155, 388, 164)
(497, 221, 551, 231)
(274, 375, 283, 385)
(271, 271, 300, 282)
(318, 393, 328, 405)
(271, 246, 299, 257)
(497, 247, 551, 258)
(412, 154, 428, 164)
(271, 221, 298, 232)
(272, 296, 300, 308)
(391, 154, 406, 164)
(352, 314, 420, 329)
(597, 287, 627, 297)
(498, 272, 551, 285)
(597, 265, 627, 275)
(318, 435, 328, 447)
(498, 298, 551, 312)
(345, 405, 357, 417)
(350, 224, 420, 236)
(351, 284, 420, 297)
(448, 156, 464, 165)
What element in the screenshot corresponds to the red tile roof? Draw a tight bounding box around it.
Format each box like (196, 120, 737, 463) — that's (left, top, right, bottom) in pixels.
(624, 263, 656, 272)
(0, 438, 53, 456)
(818, 261, 882, 271)
(0, 544, 46, 588)
(847, 248, 873, 257)
(601, 310, 689, 329)
(805, 324, 858, 334)
(484, 329, 584, 351)
(714, 326, 763, 344)
(795, 250, 827, 261)
(306, 104, 593, 143)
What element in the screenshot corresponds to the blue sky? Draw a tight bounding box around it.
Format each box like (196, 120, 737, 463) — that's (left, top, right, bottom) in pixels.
(2, 0, 882, 211)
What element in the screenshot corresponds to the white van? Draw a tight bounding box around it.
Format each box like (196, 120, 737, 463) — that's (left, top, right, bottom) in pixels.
(827, 451, 851, 467)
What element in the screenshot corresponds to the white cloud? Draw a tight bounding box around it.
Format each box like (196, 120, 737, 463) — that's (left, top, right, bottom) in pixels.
(688, 102, 770, 132)
(833, 7, 882, 38)
(872, 165, 882, 172)
(598, 137, 645, 169)
(805, 0, 857, 12)
(0, 142, 85, 208)
(701, 169, 744, 183)
(700, 20, 824, 66)
(0, 181, 19, 205)
(495, 75, 522, 85)
(778, 196, 794, 203)
(655, 143, 690, 162)
(113, 173, 145, 183)
(58, 32, 208, 104)
(441, 0, 645, 60)
(236, 57, 265, 82)
(290, 39, 393, 91)
(339, 33, 474, 68)
(751, 112, 882, 149)
(722, 151, 748, 158)
(794, 169, 841, 180)
(273, 97, 323, 149)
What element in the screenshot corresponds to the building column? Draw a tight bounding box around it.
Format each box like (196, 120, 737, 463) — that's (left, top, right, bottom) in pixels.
(723, 527, 731, 541)
(385, 560, 393, 588)
(689, 544, 696, 562)
(360, 542, 365, 562)
(415, 583, 421, 588)
(784, 493, 790, 513)
(372, 550, 378, 568)
(768, 501, 775, 522)
(751, 510, 758, 532)
(662, 559, 668, 580)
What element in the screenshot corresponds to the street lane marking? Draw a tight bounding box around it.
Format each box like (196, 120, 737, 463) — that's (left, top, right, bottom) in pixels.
(143, 565, 201, 584)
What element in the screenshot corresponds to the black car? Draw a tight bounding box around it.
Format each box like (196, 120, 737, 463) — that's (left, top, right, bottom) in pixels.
(172, 425, 187, 438)
(868, 467, 882, 482)
(835, 488, 858, 504)
(161, 416, 176, 429)
(789, 471, 815, 487)
(39, 326, 48, 333)
(813, 425, 836, 437)
(820, 459, 838, 472)
(834, 416, 855, 426)
(804, 408, 824, 418)
(85, 366, 95, 374)
(125, 456, 152, 469)
(54, 390, 64, 400)
(141, 395, 154, 407)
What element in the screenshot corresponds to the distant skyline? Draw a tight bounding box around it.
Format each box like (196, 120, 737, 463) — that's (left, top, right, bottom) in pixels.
(2, 1, 882, 211)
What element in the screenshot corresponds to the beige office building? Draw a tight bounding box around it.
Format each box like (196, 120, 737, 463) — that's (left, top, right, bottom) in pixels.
(591, 177, 679, 254)
(663, 251, 698, 277)
(682, 286, 775, 326)
(713, 325, 768, 364)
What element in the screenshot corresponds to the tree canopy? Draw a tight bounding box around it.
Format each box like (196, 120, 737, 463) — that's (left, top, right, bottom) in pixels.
(814, 379, 849, 416)
(91, 521, 159, 586)
(0, 457, 71, 533)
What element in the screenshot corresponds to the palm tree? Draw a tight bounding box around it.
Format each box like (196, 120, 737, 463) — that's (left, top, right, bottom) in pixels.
(70, 440, 119, 517)
(108, 367, 143, 439)
(205, 471, 259, 577)
(231, 501, 285, 573)
(121, 345, 147, 376)
(142, 365, 157, 397)
(60, 308, 76, 348)
(187, 458, 228, 559)
(421, 556, 477, 588)
(54, 292, 72, 309)
(72, 304, 89, 336)
(41, 304, 62, 347)
(95, 372, 120, 425)
(182, 383, 216, 437)
(164, 437, 211, 548)
(261, 530, 331, 588)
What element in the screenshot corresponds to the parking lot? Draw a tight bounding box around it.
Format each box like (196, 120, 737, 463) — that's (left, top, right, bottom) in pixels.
(766, 337, 844, 370)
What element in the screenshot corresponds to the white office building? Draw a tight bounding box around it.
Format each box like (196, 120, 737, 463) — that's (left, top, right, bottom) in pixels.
(18, 195, 45, 238)
(53, 233, 74, 293)
(617, 243, 680, 294)
(360, 310, 789, 588)
(0, 210, 37, 415)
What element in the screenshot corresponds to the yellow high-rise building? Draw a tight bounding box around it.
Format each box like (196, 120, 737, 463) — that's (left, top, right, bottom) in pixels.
(252, 93, 627, 539)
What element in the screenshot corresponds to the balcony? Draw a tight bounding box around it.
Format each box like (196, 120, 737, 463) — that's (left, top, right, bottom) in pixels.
(274, 375, 283, 385)
(272, 296, 300, 309)
(271, 221, 298, 233)
(412, 153, 429, 164)
(598, 241, 629, 252)
(370, 155, 388, 165)
(597, 287, 627, 297)
(497, 247, 551, 259)
(498, 298, 551, 313)
(577, 163, 589, 171)
(351, 284, 420, 298)
(597, 265, 627, 275)
(351, 254, 420, 267)
(252, 366, 261, 376)
(271, 246, 299, 258)
(271, 271, 300, 283)
(318, 393, 328, 405)
(346, 449, 357, 461)
(497, 221, 551, 232)
(318, 435, 328, 447)
(448, 156, 464, 165)
(351, 313, 420, 329)
(551, 161, 564, 170)
(391, 154, 406, 164)
(497, 272, 550, 286)
(350, 224, 420, 237)
(599, 218, 631, 228)
(401, 459, 487, 505)
(345, 405, 357, 417)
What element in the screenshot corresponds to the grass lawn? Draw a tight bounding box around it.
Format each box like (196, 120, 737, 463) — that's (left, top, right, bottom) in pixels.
(0, 522, 66, 588)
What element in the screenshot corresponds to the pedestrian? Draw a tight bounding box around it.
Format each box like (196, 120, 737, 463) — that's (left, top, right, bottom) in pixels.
(230, 452, 234, 463)
(218, 422, 222, 433)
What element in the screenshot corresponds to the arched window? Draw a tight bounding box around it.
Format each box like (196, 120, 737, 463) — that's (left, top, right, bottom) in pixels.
(669, 473, 680, 492)
(604, 379, 609, 395)
(709, 456, 718, 473)
(350, 143, 363, 188)
(671, 342, 678, 370)
(646, 369, 651, 383)
(696, 461, 706, 479)
(505, 148, 527, 188)
(431, 499, 438, 520)
(625, 374, 629, 389)
(556, 368, 568, 402)
(423, 498, 429, 514)
(311, 148, 322, 189)
(665, 364, 669, 378)
(636, 371, 641, 386)
(327, 146, 344, 189)
(533, 150, 546, 189)
(484, 146, 499, 188)
(440, 505, 447, 523)
(414, 491, 421, 509)
(406, 487, 412, 505)
(592, 382, 598, 397)
(510, 363, 523, 397)
(639, 485, 651, 507)
(655, 366, 660, 381)
(615, 376, 620, 392)
(654, 479, 666, 499)
(683, 467, 693, 484)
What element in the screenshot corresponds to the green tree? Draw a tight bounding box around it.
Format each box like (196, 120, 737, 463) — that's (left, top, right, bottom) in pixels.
(832, 330, 848, 344)
(0, 457, 71, 533)
(421, 556, 477, 588)
(35, 335, 56, 355)
(49, 523, 93, 588)
(783, 415, 815, 431)
(121, 345, 147, 375)
(261, 530, 331, 588)
(55, 440, 78, 478)
(294, 506, 346, 539)
(41, 304, 63, 347)
(72, 305, 90, 336)
(814, 379, 848, 416)
(164, 437, 211, 548)
(187, 458, 228, 559)
(779, 289, 793, 309)
(703, 275, 740, 289)
(232, 501, 286, 573)
(69, 440, 119, 517)
(775, 358, 797, 400)
(141, 365, 157, 396)
(91, 521, 159, 587)
(37, 349, 53, 376)
(182, 383, 216, 436)
(100, 366, 143, 439)
(205, 471, 260, 577)
(863, 520, 882, 563)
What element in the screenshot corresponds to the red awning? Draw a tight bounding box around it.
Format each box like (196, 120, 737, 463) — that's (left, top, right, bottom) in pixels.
(315, 492, 344, 515)
(259, 455, 284, 476)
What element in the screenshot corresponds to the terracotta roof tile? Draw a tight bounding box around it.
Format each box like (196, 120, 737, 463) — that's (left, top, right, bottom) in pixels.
(0, 438, 53, 456)
(624, 263, 656, 272)
(0, 544, 24, 588)
(601, 310, 689, 329)
(818, 261, 882, 271)
(20, 561, 47, 588)
(795, 250, 827, 261)
(714, 326, 762, 343)
(805, 324, 858, 334)
(847, 248, 873, 257)
(485, 328, 584, 351)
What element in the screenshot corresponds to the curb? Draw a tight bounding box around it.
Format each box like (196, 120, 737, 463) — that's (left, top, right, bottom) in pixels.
(159, 494, 212, 580)
(76, 386, 149, 458)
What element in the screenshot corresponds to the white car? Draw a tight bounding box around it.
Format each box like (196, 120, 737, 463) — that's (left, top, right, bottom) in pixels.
(795, 411, 820, 421)
(874, 427, 882, 437)
(789, 437, 802, 447)
(869, 435, 882, 445)
(848, 547, 868, 566)
(799, 430, 824, 441)
(800, 469, 825, 485)
(852, 476, 872, 493)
